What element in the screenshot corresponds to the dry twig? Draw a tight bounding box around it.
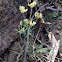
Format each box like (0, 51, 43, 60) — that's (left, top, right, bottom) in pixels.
(47, 32, 60, 62)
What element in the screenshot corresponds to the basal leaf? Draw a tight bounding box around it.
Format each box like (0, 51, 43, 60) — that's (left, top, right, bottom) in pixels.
(51, 11, 59, 17)
(57, 15, 62, 20)
(36, 48, 51, 54)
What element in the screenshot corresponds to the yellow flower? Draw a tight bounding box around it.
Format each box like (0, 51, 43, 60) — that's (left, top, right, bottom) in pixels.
(28, 1, 37, 8)
(22, 28, 25, 31)
(18, 27, 25, 34)
(24, 19, 29, 24)
(39, 13, 42, 18)
(19, 6, 28, 13)
(29, 21, 36, 27)
(20, 21, 22, 25)
(35, 12, 42, 19)
(35, 12, 39, 18)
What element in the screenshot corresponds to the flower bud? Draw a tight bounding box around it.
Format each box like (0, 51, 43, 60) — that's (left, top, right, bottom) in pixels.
(28, 1, 37, 8)
(24, 19, 29, 24)
(35, 12, 39, 18)
(39, 13, 42, 19)
(20, 21, 22, 25)
(35, 12, 42, 19)
(19, 6, 28, 13)
(18, 27, 25, 34)
(29, 21, 36, 27)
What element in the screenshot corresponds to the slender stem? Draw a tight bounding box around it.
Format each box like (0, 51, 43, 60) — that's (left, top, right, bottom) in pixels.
(36, 56, 43, 62)
(26, 27, 29, 51)
(23, 43, 27, 62)
(20, 35, 23, 42)
(32, 18, 36, 21)
(18, 27, 23, 42)
(34, 25, 41, 44)
(31, 3, 49, 21)
(23, 13, 25, 19)
(17, 54, 21, 62)
(23, 27, 29, 62)
(30, 8, 32, 19)
(33, 44, 35, 57)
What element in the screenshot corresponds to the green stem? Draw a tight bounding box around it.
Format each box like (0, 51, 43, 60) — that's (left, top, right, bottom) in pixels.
(23, 13, 25, 19)
(17, 54, 21, 62)
(26, 27, 29, 51)
(33, 44, 35, 57)
(30, 8, 32, 19)
(18, 27, 23, 42)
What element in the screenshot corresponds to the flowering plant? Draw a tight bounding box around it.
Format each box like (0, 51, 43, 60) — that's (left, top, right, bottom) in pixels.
(16, 1, 51, 62)
(17, 1, 44, 52)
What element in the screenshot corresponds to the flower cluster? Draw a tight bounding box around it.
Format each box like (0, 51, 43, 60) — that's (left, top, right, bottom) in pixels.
(19, 1, 37, 13)
(28, 1, 37, 8)
(20, 21, 22, 25)
(18, 1, 44, 35)
(19, 6, 28, 13)
(19, 19, 36, 34)
(29, 21, 36, 27)
(23, 19, 36, 27)
(23, 19, 29, 25)
(18, 27, 25, 34)
(35, 12, 42, 19)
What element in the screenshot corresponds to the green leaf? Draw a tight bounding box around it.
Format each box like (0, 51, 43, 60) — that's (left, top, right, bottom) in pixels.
(23, 28, 28, 36)
(29, 27, 32, 33)
(23, 31, 27, 36)
(18, 28, 28, 35)
(36, 48, 51, 53)
(36, 44, 43, 49)
(57, 15, 62, 20)
(18, 30, 23, 34)
(51, 11, 59, 17)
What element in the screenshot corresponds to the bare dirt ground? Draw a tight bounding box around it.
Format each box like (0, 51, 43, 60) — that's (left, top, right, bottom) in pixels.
(0, 0, 27, 56)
